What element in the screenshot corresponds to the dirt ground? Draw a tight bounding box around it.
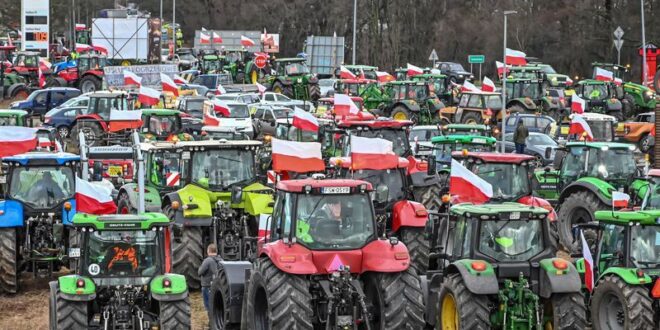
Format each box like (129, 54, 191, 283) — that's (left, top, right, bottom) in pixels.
(0, 272, 209, 330)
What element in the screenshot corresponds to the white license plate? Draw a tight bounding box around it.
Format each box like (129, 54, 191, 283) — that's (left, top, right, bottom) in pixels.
(321, 187, 350, 194)
(473, 138, 487, 144)
(68, 248, 80, 258)
(509, 212, 521, 220)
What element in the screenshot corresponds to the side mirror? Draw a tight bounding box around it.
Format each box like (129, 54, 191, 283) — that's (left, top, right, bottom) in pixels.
(375, 184, 389, 204)
(427, 157, 437, 175)
(231, 186, 243, 204)
(553, 149, 567, 169)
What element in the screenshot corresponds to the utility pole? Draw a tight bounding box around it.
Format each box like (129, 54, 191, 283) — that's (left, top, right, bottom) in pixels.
(641, 0, 647, 85)
(172, 0, 176, 56)
(159, 0, 163, 64)
(501, 11, 517, 153)
(352, 0, 357, 64)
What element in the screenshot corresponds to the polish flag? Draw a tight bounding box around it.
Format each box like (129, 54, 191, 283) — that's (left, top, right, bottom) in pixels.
(38, 67, 46, 88)
(212, 32, 223, 43)
(496, 61, 510, 77)
(350, 136, 399, 170)
(204, 106, 221, 126)
(505, 48, 527, 66)
(200, 32, 211, 44)
(160, 73, 179, 97)
(271, 138, 325, 173)
(571, 94, 586, 114)
(461, 81, 479, 92)
(92, 44, 108, 55)
(0, 127, 37, 157)
(165, 171, 181, 187)
(75, 43, 92, 53)
(580, 231, 594, 292)
(339, 66, 357, 79)
(173, 74, 188, 85)
(292, 107, 319, 132)
(123, 71, 142, 87)
(449, 159, 493, 204)
(241, 35, 256, 47)
(568, 115, 594, 141)
(138, 85, 161, 106)
(108, 109, 143, 132)
(212, 99, 231, 117)
(75, 24, 87, 31)
(75, 177, 117, 215)
(613, 77, 623, 86)
(334, 93, 360, 115)
(256, 82, 267, 96)
(376, 71, 395, 83)
(612, 191, 630, 208)
(481, 77, 496, 92)
(215, 84, 227, 95)
(407, 63, 424, 76)
(595, 67, 614, 82)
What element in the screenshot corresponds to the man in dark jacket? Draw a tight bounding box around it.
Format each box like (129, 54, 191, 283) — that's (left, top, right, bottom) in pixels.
(198, 244, 221, 316)
(513, 120, 529, 154)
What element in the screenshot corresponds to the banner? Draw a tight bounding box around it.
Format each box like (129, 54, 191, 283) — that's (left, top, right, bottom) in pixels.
(104, 64, 178, 88)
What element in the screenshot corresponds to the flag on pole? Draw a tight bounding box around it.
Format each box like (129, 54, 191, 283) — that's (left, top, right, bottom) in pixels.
(449, 159, 493, 204)
(350, 136, 399, 170)
(173, 74, 188, 84)
(200, 33, 211, 44)
(376, 71, 395, 83)
(580, 231, 594, 292)
(241, 35, 255, 47)
(0, 127, 37, 157)
(595, 67, 614, 82)
(292, 107, 319, 132)
(612, 191, 630, 208)
(461, 81, 480, 92)
(271, 138, 325, 173)
(256, 82, 267, 96)
(108, 109, 143, 132)
(212, 32, 223, 43)
(571, 94, 586, 114)
(505, 48, 527, 66)
(407, 63, 424, 76)
(334, 93, 360, 115)
(38, 67, 46, 88)
(138, 86, 160, 106)
(481, 77, 496, 92)
(568, 115, 594, 141)
(340, 66, 357, 79)
(75, 177, 117, 215)
(160, 73, 179, 97)
(123, 71, 142, 87)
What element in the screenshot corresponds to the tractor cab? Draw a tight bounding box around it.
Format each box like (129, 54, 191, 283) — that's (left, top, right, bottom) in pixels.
(380, 80, 444, 123)
(591, 63, 657, 116)
(554, 112, 617, 142)
(426, 135, 496, 171)
(200, 54, 225, 74)
(71, 92, 133, 146)
(572, 80, 624, 120)
(335, 79, 378, 97)
(338, 64, 378, 81)
(78, 53, 107, 73)
(140, 109, 191, 142)
(337, 119, 413, 157)
(268, 58, 320, 101)
(507, 66, 546, 81)
(0, 109, 28, 126)
(410, 73, 452, 105)
(504, 77, 566, 117)
(441, 91, 502, 125)
(591, 62, 628, 80)
(315, 96, 373, 120)
(273, 58, 311, 77)
(11, 51, 41, 70)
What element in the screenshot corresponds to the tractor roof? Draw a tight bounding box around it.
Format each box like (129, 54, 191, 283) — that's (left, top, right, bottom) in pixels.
(343, 64, 378, 70)
(89, 91, 129, 98)
(318, 96, 364, 104)
(412, 73, 448, 79)
(329, 156, 409, 169)
(277, 178, 373, 193)
(386, 80, 426, 86)
(444, 123, 489, 131)
(451, 151, 533, 163)
(578, 79, 608, 85)
(141, 109, 181, 116)
(431, 135, 496, 145)
(573, 112, 616, 121)
(141, 139, 261, 151)
(565, 141, 634, 150)
(337, 119, 413, 129)
(0, 109, 28, 116)
(505, 78, 541, 83)
(450, 202, 549, 217)
(461, 91, 500, 96)
(2, 152, 80, 165)
(72, 212, 171, 230)
(591, 62, 628, 71)
(594, 209, 660, 226)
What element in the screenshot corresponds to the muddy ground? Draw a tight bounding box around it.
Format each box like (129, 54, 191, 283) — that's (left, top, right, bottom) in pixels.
(0, 272, 209, 330)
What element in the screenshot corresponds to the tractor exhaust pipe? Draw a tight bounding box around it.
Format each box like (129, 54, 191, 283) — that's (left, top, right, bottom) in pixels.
(80, 131, 88, 180)
(132, 132, 145, 214)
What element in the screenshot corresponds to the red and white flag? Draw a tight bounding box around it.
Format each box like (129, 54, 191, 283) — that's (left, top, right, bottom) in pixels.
(204, 105, 221, 126)
(350, 136, 399, 170)
(571, 94, 586, 114)
(92, 44, 108, 54)
(449, 159, 493, 204)
(505, 48, 527, 66)
(271, 138, 325, 173)
(138, 85, 161, 106)
(339, 65, 357, 79)
(612, 191, 630, 208)
(160, 73, 179, 97)
(0, 127, 37, 157)
(212, 32, 223, 43)
(595, 67, 614, 82)
(165, 172, 181, 187)
(496, 61, 510, 77)
(376, 71, 395, 83)
(173, 74, 188, 85)
(407, 63, 424, 76)
(108, 109, 143, 132)
(123, 70, 142, 87)
(482, 77, 496, 92)
(256, 82, 267, 96)
(613, 77, 623, 86)
(215, 84, 227, 95)
(200, 32, 210, 44)
(38, 67, 46, 88)
(75, 24, 87, 31)
(461, 81, 479, 92)
(241, 35, 255, 47)
(580, 231, 594, 292)
(292, 107, 319, 132)
(75, 43, 92, 53)
(568, 115, 594, 141)
(75, 177, 117, 215)
(212, 99, 231, 117)
(334, 93, 360, 115)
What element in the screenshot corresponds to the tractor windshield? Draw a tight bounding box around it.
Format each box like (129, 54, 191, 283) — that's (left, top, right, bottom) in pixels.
(285, 62, 310, 75)
(508, 82, 541, 100)
(588, 148, 637, 182)
(84, 230, 160, 278)
(191, 149, 254, 189)
(484, 95, 502, 110)
(479, 219, 544, 262)
(144, 115, 181, 136)
(407, 85, 429, 100)
(539, 66, 556, 74)
(294, 193, 375, 250)
(352, 169, 406, 208)
(472, 163, 531, 200)
(149, 151, 184, 188)
(583, 84, 609, 101)
(630, 225, 660, 268)
(586, 121, 614, 141)
(433, 142, 494, 164)
(9, 166, 74, 209)
(352, 129, 409, 156)
(204, 59, 221, 72)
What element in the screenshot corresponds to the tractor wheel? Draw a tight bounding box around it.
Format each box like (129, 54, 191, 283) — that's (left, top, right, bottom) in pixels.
(48, 282, 57, 330)
(117, 191, 135, 214)
(72, 123, 102, 147)
(623, 95, 636, 118)
(79, 75, 101, 94)
(437, 273, 490, 330)
(245, 258, 313, 329)
(209, 264, 237, 330)
(0, 228, 18, 293)
(508, 104, 525, 115)
(591, 275, 656, 330)
(363, 268, 425, 329)
(608, 110, 624, 122)
(9, 85, 29, 101)
(249, 68, 260, 84)
(172, 226, 204, 289)
(308, 83, 321, 102)
(391, 105, 413, 122)
(654, 70, 660, 93)
(460, 111, 483, 125)
(159, 297, 191, 330)
(46, 77, 67, 88)
(282, 85, 294, 99)
(556, 191, 607, 253)
(398, 227, 430, 275)
(543, 293, 587, 330)
(271, 81, 284, 94)
(54, 287, 88, 329)
(639, 134, 654, 154)
(121, 60, 131, 66)
(414, 181, 443, 211)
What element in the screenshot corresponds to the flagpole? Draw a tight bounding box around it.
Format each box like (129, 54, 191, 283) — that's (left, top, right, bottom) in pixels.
(501, 11, 517, 153)
(641, 0, 647, 85)
(352, 0, 357, 65)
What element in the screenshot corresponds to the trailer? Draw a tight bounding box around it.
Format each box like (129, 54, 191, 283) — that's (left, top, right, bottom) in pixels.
(303, 35, 345, 77)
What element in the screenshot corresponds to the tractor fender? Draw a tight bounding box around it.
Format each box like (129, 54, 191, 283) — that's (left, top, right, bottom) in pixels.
(558, 179, 615, 206)
(260, 240, 318, 274)
(0, 200, 24, 228)
(391, 200, 428, 232)
(538, 258, 582, 298)
(507, 99, 533, 111)
(599, 267, 654, 286)
(150, 274, 189, 301)
(446, 260, 499, 295)
(166, 184, 214, 226)
(393, 100, 421, 112)
(542, 97, 560, 110)
(278, 78, 293, 86)
(162, 192, 212, 227)
(421, 273, 445, 326)
(360, 238, 411, 273)
(214, 261, 252, 323)
(605, 99, 622, 112)
(57, 275, 96, 301)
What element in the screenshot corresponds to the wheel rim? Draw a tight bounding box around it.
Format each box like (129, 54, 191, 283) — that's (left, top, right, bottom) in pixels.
(598, 292, 625, 329)
(81, 127, 96, 144)
(393, 112, 408, 121)
(441, 293, 459, 329)
(121, 60, 131, 66)
(465, 118, 477, 125)
(58, 127, 69, 138)
(81, 80, 96, 93)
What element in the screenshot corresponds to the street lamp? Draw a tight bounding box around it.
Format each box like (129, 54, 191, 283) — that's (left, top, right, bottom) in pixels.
(501, 10, 517, 153)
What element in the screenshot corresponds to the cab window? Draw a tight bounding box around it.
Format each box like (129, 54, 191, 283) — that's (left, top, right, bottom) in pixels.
(467, 95, 482, 108)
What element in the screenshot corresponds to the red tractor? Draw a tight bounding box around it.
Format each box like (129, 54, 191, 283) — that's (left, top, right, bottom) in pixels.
(69, 91, 132, 147)
(208, 177, 425, 329)
(48, 53, 105, 93)
(5, 51, 51, 84)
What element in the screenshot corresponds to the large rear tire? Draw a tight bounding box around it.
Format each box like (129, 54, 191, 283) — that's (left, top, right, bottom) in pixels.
(398, 227, 430, 275)
(0, 227, 18, 293)
(414, 181, 443, 211)
(159, 298, 191, 330)
(544, 293, 588, 330)
(209, 264, 237, 330)
(172, 226, 204, 289)
(556, 191, 606, 253)
(308, 83, 320, 102)
(79, 75, 101, 94)
(246, 258, 313, 329)
(591, 275, 656, 330)
(391, 105, 413, 122)
(437, 273, 490, 330)
(55, 290, 88, 329)
(460, 111, 483, 125)
(363, 268, 425, 329)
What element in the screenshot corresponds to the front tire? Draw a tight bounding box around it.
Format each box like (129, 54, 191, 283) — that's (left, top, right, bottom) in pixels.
(308, 83, 320, 101)
(172, 226, 204, 289)
(437, 273, 490, 330)
(0, 228, 18, 293)
(544, 293, 587, 330)
(391, 105, 413, 122)
(363, 268, 425, 329)
(159, 298, 191, 330)
(556, 191, 607, 253)
(398, 227, 430, 275)
(55, 289, 88, 329)
(591, 275, 656, 330)
(639, 133, 653, 153)
(79, 75, 101, 94)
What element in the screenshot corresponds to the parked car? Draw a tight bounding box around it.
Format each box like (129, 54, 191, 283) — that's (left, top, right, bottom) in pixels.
(260, 92, 316, 112)
(503, 112, 556, 136)
(204, 101, 254, 138)
(10, 87, 81, 119)
(623, 112, 654, 152)
(43, 104, 87, 137)
(497, 132, 558, 166)
(437, 61, 473, 84)
(409, 125, 442, 156)
(252, 104, 294, 137)
(191, 74, 233, 96)
(215, 93, 261, 105)
(319, 78, 337, 97)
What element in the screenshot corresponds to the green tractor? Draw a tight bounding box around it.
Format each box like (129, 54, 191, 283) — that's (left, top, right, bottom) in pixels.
(424, 202, 587, 329)
(534, 142, 639, 252)
(369, 80, 445, 124)
(410, 73, 454, 106)
(267, 58, 320, 101)
(160, 140, 273, 288)
(198, 51, 226, 75)
(571, 79, 625, 120)
(423, 134, 496, 174)
(138, 109, 195, 143)
(339, 64, 378, 80)
(505, 77, 566, 120)
(49, 212, 191, 329)
(440, 123, 493, 137)
(593, 62, 657, 116)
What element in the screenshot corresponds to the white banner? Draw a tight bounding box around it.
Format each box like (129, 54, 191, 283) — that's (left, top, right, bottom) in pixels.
(104, 64, 178, 88)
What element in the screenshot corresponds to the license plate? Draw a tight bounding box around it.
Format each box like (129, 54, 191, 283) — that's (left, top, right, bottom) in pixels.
(509, 212, 521, 220)
(68, 248, 80, 258)
(321, 187, 350, 194)
(473, 138, 487, 144)
(107, 166, 123, 177)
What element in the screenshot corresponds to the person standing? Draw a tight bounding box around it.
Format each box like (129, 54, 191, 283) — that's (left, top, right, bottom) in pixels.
(198, 244, 222, 319)
(513, 120, 529, 154)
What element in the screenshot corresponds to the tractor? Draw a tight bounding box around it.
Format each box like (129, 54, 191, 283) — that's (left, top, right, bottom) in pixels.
(365, 80, 444, 124)
(6, 51, 51, 86)
(423, 202, 587, 329)
(534, 142, 639, 252)
(526, 63, 573, 88)
(160, 140, 274, 288)
(267, 58, 320, 101)
(138, 109, 194, 142)
(422, 134, 497, 176)
(208, 177, 425, 329)
(339, 64, 379, 80)
(504, 77, 566, 120)
(551, 112, 618, 143)
(334, 78, 379, 99)
(0, 152, 79, 293)
(410, 72, 454, 106)
(47, 53, 105, 93)
(570, 79, 625, 120)
(440, 91, 503, 125)
(0, 62, 29, 101)
(243, 52, 270, 84)
(593, 62, 657, 117)
(198, 51, 226, 75)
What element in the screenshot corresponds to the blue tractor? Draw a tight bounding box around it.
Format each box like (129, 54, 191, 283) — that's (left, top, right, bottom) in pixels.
(0, 152, 79, 293)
